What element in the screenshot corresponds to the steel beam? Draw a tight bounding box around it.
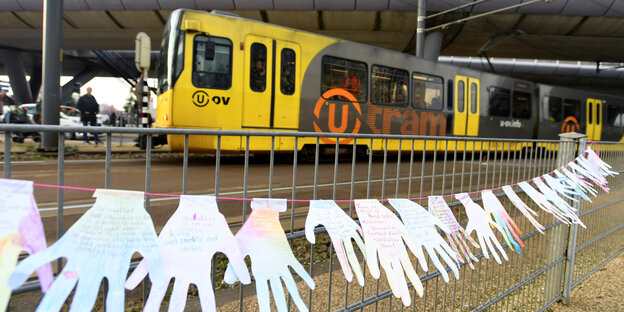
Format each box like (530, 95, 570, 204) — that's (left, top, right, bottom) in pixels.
(0, 49, 33, 104)
(41, 0, 63, 150)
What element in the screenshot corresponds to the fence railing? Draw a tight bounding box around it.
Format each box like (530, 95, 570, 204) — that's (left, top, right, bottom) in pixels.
(3, 124, 623, 312)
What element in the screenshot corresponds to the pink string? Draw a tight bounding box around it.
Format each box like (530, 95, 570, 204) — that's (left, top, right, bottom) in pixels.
(31, 147, 595, 203)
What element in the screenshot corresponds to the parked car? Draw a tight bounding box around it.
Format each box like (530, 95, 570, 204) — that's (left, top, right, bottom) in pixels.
(18, 104, 85, 139)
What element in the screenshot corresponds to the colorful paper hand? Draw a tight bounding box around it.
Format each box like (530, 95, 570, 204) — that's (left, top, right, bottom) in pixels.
(480, 191, 523, 253)
(305, 200, 365, 286)
(456, 193, 508, 264)
(223, 198, 314, 312)
(533, 177, 585, 227)
(126, 195, 250, 312)
(388, 199, 459, 283)
(9, 189, 165, 312)
(502, 185, 545, 234)
(518, 181, 570, 225)
(354, 199, 424, 306)
(0, 179, 53, 312)
(427, 196, 479, 268)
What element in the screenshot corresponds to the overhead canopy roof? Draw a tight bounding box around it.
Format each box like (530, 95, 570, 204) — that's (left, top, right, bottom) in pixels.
(1, 0, 623, 94)
(2, 0, 623, 61)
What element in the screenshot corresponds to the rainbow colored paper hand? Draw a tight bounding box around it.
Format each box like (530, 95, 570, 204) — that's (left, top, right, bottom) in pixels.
(502, 186, 545, 234)
(456, 193, 508, 264)
(305, 200, 365, 286)
(480, 191, 523, 254)
(223, 199, 314, 312)
(354, 199, 424, 306)
(388, 199, 459, 283)
(0, 179, 53, 312)
(9, 189, 165, 312)
(427, 196, 479, 268)
(126, 195, 250, 312)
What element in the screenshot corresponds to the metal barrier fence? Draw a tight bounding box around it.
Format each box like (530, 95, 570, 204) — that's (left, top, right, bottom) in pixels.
(3, 124, 624, 312)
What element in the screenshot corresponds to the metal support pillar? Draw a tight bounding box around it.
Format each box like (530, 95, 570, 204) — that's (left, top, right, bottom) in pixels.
(29, 65, 42, 102)
(41, 0, 63, 150)
(0, 50, 33, 104)
(423, 32, 443, 62)
(416, 0, 426, 58)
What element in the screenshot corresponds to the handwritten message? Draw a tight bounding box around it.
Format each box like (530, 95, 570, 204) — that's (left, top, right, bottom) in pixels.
(306, 200, 365, 286)
(9, 189, 164, 312)
(355, 199, 423, 306)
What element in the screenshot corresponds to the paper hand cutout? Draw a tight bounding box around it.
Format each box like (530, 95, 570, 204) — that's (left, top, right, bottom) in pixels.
(305, 200, 365, 286)
(354, 199, 424, 306)
(427, 196, 479, 268)
(388, 199, 459, 283)
(456, 193, 508, 264)
(533, 177, 585, 227)
(224, 199, 314, 312)
(126, 195, 250, 312)
(502, 186, 545, 234)
(518, 181, 570, 225)
(480, 191, 524, 253)
(542, 174, 583, 202)
(9, 189, 165, 312)
(0, 179, 53, 312)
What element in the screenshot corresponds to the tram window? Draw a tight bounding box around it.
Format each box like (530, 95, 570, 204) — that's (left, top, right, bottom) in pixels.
(596, 102, 601, 124)
(546, 96, 562, 122)
(192, 35, 232, 90)
(488, 87, 510, 117)
(470, 83, 477, 114)
(371, 65, 408, 106)
(280, 49, 296, 95)
(172, 31, 185, 87)
(447, 80, 453, 110)
(457, 81, 465, 113)
(606, 104, 622, 126)
(250, 43, 267, 92)
(512, 91, 531, 119)
(588, 102, 593, 124)
(321, 56, 367, 102)
(411, 72, 443, 110)
(563, 99, 581, 123)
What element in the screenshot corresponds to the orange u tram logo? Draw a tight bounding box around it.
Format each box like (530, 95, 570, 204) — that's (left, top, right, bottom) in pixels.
(313, 89, 362, 144)
(561, 116, 580, 133)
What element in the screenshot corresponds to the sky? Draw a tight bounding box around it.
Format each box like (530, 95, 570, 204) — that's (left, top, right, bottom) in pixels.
(1, 75, 156, 112)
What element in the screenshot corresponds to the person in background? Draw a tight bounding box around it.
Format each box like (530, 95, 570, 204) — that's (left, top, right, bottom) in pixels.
(77, 87, 102, 144)
(250, 59, 266, 91)
(281, 67, 295, 94)
(0, 90, 15, 116)
(340, 70, 361, 98)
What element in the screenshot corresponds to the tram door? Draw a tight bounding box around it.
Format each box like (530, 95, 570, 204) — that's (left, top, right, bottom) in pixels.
(242, 35, 300, 129)
(586, 98, 603, 140)
(453, 75, 480, 136)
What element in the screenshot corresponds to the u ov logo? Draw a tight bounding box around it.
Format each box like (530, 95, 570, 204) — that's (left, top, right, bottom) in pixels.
(561, 116, 580, 133)
(192, 91, 209, 107)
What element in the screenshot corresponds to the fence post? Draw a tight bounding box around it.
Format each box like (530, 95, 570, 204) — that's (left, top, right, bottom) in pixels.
(562, 135, 587, 304)
(544, 132, 586, 304)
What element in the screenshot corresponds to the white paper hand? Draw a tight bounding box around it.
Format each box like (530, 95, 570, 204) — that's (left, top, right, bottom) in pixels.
(480, 191, 523, 253)
(125, 195, 250, 312)
(305, 200, 365, 286)
(9, 189, 165, 312)
(502, 186, 545, 234)
(518, 181, 570, 225)
(533, 177, 585, 227)
(388, 199, 459, 283)
(542, 174, 582, 202)
(0, 179, 53, 312)
(354, 199, 424, 306)
(427, 196, 479, 268)
(223, 199, 314, 312)
(456, 193, 508, 264)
